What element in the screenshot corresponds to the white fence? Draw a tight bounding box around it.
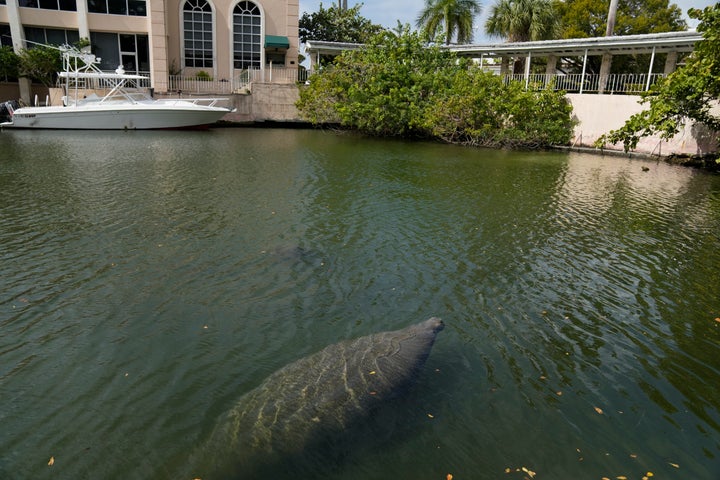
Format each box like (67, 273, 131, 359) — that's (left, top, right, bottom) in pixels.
(62, 67, 660, 96)
(166, 67, 310, 94)
(503, 73, 666, 94)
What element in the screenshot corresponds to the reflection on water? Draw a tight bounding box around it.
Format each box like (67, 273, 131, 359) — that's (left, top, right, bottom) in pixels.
(1, 129, 719, 480)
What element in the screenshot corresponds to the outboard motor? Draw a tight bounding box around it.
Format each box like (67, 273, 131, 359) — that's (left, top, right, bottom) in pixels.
(1, 100, 20, 123)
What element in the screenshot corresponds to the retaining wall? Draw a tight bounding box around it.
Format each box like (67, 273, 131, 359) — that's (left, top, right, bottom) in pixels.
(567, 93, 718, 156)
(222, 83, 301, 124)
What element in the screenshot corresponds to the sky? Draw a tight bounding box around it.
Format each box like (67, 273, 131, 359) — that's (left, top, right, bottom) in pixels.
(298, 0, 718, 44)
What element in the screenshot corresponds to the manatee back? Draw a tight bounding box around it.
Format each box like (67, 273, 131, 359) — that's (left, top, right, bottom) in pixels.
(195, 317, 444, 478)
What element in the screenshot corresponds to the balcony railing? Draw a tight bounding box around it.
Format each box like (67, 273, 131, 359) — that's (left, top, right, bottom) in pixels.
(164, 67, 310, 94)
(503, 72, 666, 94)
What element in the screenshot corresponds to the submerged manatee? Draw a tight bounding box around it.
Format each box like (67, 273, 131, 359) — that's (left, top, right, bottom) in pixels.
(195, 317, 444, 478)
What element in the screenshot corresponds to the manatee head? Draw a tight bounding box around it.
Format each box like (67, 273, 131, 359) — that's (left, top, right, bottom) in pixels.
(371, 317, 445, 393)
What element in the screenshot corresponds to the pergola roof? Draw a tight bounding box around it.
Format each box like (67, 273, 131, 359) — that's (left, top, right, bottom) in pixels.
(305, 30, 702, 58)
(449, 30, 702, 57)
(304, 40, 363, 56)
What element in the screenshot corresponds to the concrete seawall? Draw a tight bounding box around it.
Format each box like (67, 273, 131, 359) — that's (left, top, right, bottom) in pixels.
(224, 85, 717, 156)
(567, 94, 718, 157)
(222, 83, 302, 124)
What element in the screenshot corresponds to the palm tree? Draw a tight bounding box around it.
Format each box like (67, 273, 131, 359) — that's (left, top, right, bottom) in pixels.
(485, 0, 560, 42)
(416, 0, 483, 45)
(485, 0, 559, 74)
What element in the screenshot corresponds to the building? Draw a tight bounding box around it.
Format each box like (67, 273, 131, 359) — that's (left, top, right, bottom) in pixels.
(0, 0, 299, 93)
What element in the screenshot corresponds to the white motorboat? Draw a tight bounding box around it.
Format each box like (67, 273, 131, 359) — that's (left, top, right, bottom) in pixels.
(1, 45, 234, 130)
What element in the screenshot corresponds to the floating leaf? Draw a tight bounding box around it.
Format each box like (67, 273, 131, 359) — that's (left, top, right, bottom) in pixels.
(446, 475, 453, 480)
(617, 476, 627, 480)
(505, 467, 512, 474)
(594, 406, 604, 414)
(369, 371, 376, 375)
(646, 472, 654, 477)
(48, 456, 54, 466)
(556, 391, 563, 396)
(521, 466, 536, 477)
(669, 462, 680, 468)
(427, 413, 434, 419)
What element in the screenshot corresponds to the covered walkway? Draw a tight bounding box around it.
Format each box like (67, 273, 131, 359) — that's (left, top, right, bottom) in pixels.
(305, 30, 702, 94)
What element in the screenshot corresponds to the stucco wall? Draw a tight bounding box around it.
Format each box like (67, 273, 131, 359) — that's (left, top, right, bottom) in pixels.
(222, 82, 300, 123)
(567, 93, 718, 156)
(165, 0, 299, 83)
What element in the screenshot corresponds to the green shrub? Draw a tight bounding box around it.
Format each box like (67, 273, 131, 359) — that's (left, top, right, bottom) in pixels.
(297, 27, 575, 149)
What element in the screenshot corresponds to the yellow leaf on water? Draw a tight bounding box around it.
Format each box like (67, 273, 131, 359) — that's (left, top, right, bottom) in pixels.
(446, 474, 453, 480)
(521, 467, 536, 477)
(369, 371, 376, 375)
(505, 468, 512, 474)
(669, 462, 680, 468)
(646, 472, 654, 477)
(427, 413, 434, 419)
(48, 456, 54, 466)
(617, 476, 627, 480)
(594, 406, 604, 414)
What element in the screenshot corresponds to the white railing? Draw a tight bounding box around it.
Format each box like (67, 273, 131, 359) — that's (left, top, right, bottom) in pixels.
(166, 67, 311, 94)
(60, 71, 153, 90)
(168, 76, 234, 94)
(503, 72, 666, 94)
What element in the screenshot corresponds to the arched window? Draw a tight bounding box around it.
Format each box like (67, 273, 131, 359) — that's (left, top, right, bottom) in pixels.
(183, 0, 213, 68)
(233, 1, 261, 69)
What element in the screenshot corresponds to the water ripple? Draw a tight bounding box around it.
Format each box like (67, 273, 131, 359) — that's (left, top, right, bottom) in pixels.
(1, 132, 719, 479)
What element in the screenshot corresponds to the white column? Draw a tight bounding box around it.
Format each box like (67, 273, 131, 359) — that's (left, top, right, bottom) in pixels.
(5, 0, 32, 104)
(5, 0, 26, 52)
(545, 55, 557, 89)
(663, 51, 678, 75)
(598, 53, 612, 94)
(645, 46, 656, 91)
(524, 52, 532, 89)
(579, 49, 588, 94)
(147, 0, 169, 92)
(76, 0, 90, 41)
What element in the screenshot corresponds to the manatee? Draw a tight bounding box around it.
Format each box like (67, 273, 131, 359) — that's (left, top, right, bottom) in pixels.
(193, 317, 444, 478)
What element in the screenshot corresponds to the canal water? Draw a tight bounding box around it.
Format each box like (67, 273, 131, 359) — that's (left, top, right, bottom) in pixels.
(1, 128, 718, 480)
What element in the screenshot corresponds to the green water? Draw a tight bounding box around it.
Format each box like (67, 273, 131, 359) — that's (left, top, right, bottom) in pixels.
(1, 128, 719, 479)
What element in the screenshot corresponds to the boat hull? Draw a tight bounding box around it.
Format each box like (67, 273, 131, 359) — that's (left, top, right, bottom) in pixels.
(1, 104, 231, 130)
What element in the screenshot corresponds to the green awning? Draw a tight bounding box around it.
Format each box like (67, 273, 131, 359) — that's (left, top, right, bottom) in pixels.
(265, 35, 290, 49)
